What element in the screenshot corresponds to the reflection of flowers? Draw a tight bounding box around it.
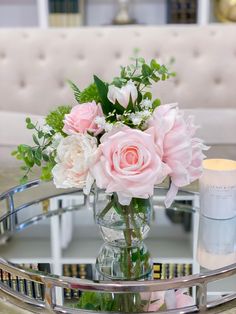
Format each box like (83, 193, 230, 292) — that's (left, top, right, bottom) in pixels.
(91, 125, 169, 205)
(148, 103, 208, 207)
(52, 134, 98, 193)
(142, 289, 194, 311)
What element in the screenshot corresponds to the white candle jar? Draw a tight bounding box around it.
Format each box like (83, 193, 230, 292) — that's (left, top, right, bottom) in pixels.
(197, 159, 236, 269)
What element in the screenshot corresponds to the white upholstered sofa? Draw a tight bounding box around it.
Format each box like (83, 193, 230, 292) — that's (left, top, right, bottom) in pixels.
(0, 25, 236, 190)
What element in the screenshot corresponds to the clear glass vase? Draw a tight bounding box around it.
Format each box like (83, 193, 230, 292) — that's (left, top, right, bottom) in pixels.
(95, 193, 152, 280)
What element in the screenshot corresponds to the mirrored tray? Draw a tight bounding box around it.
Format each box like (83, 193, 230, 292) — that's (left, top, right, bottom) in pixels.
(0, 180, 236, 313)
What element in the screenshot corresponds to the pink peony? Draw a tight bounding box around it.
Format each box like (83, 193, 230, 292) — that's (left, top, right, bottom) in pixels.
(91, 125, 170, 205)
(63, 101, 103, 135)
(148, 103, 208, 207)
(52, 134, 98, 194)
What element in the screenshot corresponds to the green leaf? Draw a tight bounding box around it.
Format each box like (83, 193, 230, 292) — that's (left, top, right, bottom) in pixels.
(33, 134, 39, 145)
(24, 157, 34, 168)
(161, 74, 166, 80)
(42, 154, 49, 162)
(138, 57, 145, 64)
(25, 117, 31, 124)
(151, 73, 160, 82)
(143, 92, 152, 100)
(20, 175, 28, 185)
(152, 98, 161, 109)
(41, 166, 52, 181)
(126, 95, 134, 112)
(94, 75, 116, 116)
(142, 64, 152, 77)
(150, 59, 160, 70)
(35, 148, 42, 160)
(67, 80, 81, 103)
(137, 90, 142, 104)
(11, 150, 17, 156)
(35, 159, 41, 167)
(27, 123, 35, 129)
(38, 131, 44, 138)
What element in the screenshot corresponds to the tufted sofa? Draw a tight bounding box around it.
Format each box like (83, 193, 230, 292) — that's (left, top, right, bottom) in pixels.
(0, 25, 236, 190)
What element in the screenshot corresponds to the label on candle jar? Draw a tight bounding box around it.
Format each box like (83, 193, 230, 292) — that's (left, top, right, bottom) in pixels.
(200, 183, 236, 219)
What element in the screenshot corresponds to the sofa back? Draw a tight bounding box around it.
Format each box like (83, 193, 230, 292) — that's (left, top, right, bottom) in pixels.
(0, 25, 236, 157)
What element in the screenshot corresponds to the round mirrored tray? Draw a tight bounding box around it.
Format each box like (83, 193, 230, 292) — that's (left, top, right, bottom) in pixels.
(0, 180, 236, 313)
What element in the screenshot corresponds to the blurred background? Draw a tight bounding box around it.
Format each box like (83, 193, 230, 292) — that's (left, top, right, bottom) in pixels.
(0, 0, 235, 27)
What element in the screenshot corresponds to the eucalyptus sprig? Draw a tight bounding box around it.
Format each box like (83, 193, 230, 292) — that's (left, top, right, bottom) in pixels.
(12, 118, 56, 183)
(113, 57, 175, 90)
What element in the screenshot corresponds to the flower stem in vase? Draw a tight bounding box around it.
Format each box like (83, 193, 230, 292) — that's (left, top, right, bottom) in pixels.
(96, 194, 152, 280)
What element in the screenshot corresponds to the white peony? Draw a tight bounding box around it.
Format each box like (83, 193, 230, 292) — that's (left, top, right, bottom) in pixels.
(107, 80, 138, 108)
(52, 134, 98, 194)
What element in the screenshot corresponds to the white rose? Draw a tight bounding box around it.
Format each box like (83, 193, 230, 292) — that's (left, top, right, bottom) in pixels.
(52, 134, 98, 194)
(107, 80, 138, 108)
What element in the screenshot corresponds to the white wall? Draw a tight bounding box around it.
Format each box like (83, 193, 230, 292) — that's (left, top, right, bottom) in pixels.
(0, 0, 38, 27)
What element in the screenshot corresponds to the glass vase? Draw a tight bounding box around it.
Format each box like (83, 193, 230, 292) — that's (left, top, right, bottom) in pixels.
(95, 192, 152, 280)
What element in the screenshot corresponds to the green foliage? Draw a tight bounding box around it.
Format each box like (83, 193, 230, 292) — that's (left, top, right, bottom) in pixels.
(77, 292, 145, 312)
(12, 117, 56, 183)
(45, 105, 71, 134)
(79, 83, 101, 103)
(67, 80, 81, 103)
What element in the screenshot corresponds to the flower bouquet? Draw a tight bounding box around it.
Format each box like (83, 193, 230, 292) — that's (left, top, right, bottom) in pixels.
(13, 57, 207, 312)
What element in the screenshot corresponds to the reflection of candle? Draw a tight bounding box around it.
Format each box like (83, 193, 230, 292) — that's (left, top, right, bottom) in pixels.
(197, 215, 236, 270)
(197, 159, 236, 269)
(200, 159, 236, 219)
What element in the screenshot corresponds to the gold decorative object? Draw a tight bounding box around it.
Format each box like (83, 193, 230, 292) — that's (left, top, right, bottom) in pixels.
(215, 0, 236, 22)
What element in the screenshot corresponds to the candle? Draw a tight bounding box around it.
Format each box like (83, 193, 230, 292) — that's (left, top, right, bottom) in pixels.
(197, 159, 236, 270)
(200, 159, 236, 219)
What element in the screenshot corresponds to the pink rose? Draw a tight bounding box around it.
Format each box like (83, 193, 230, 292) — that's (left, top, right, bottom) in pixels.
(63, 101, 103, 135)
(148, 103, 208, 207)
(91, 126, 169, 205)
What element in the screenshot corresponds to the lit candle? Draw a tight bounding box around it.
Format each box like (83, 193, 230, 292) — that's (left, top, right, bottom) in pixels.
(197, 159, 236, 270)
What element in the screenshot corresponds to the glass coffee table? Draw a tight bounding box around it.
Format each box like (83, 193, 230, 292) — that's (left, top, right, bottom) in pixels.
(0, 180, 236, 313)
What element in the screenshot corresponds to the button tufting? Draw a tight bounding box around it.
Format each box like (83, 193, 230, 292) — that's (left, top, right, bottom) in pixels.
(210, 30, 216, 36)
(214, 77, 221, 85)
(96, 31, 103, 37)
(22, 32, 29, 38)
(58, 80, 65, 88)
(154, 51, 160, 59)
(174, 78, 180, 86)
(60, 33, 67, 38)
(19, 80, 26, 88)
(38, 53, 45, 60)
(193, 50, 200, 58)
(0, 52, 6, 59)
(134, 31, 141, 37)
(115, 52, 121, 59)
(77, 53, 84, 60)
(173, 31, 179, 37)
